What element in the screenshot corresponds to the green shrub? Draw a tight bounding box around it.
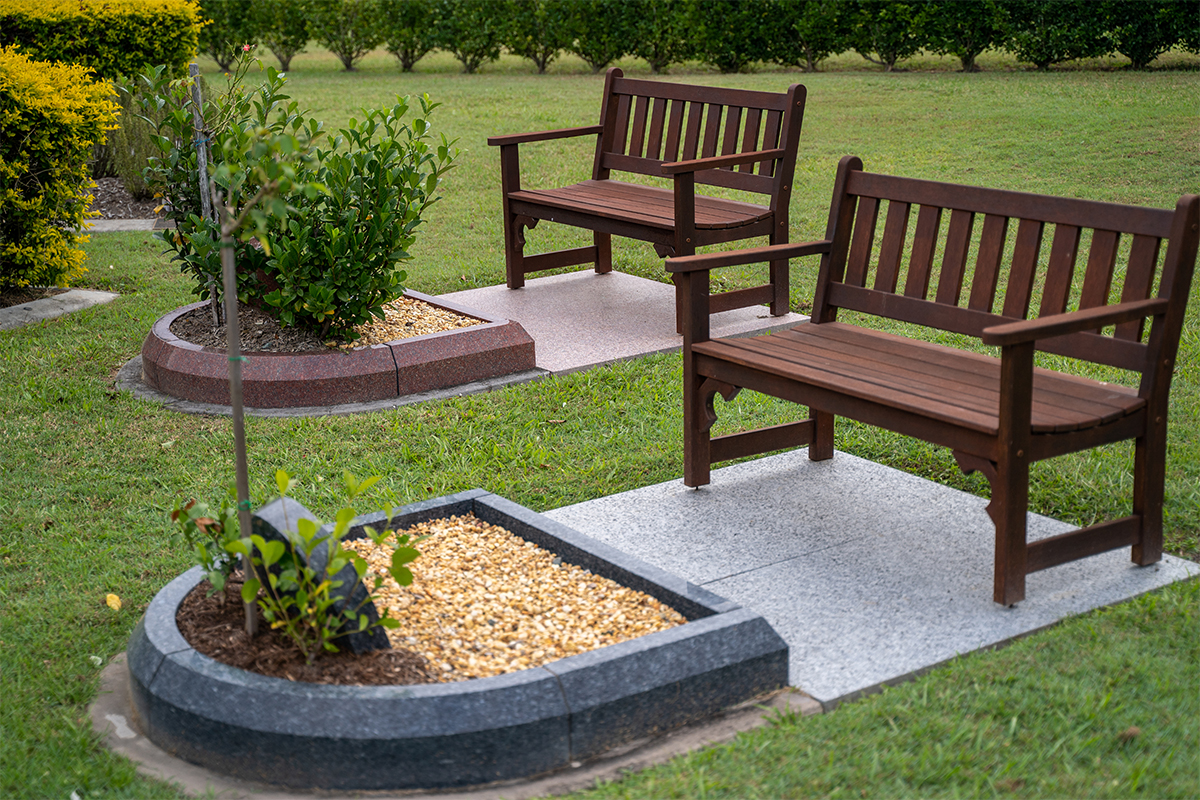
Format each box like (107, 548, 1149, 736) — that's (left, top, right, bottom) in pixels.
(688, 0, 772, 73)
(1103, 0, 1187, 69)
(305, 0, 386, 72)
(999, 0, 1112, 70)
(0, 46, 118, 290)
(380, 0, 438, 72)
(504, 0, 573, 74)
(629, 0, 693, 74)
(250, 0, 312, 71)
(0, 0, 201, 79)
(197, 0, 259, 71)
(769, 0, 851, 73)
(563, 0, 636, 73)
(846, 0, 929, 72)
(430, 0, 507, 74)
(137, 58, 457, 340)
(920, 0, 1004, 72)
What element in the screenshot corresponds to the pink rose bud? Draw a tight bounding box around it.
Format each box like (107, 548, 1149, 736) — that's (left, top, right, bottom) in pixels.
(243, 44, 251, 52)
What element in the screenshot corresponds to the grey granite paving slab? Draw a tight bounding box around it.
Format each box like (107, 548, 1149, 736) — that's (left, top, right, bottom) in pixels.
(441, 270, 806, 374)
(545, 449, 1199, 706)
(0, 288, 119, 330)
(85, 218, 158, 231)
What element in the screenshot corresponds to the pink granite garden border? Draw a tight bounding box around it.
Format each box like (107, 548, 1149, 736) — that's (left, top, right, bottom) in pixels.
(140, 291, 535, 408)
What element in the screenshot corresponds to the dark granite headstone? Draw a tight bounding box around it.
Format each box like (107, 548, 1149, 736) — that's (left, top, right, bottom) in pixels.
(250, 498, 390, 653)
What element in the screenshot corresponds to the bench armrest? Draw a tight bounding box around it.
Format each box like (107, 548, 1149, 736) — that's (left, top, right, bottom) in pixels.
(661, 148, 786, 176)
(487, 125, 603, 147)
(665, 241, 832, 273)
(981, 297, 1169, 346)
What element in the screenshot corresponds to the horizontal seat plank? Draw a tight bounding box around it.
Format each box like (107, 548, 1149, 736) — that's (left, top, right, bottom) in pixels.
(786, 324, 1142, 431)
(693, 323, 1144, 436)
(510, 180, 771, 231)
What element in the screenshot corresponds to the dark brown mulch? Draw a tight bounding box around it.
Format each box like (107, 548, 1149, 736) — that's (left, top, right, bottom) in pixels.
(177, 576, 435, 686)
(89, 177, 163, 220)
(170, 302, 335, 354)
(0, 287, 68, 310)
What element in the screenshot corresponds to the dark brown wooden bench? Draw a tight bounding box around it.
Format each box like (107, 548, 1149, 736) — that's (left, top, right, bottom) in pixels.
(670, 155, 1198, 605)
(487, 67, 806, 321)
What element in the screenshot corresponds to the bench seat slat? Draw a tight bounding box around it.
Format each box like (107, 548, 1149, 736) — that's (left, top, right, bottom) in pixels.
(751, 334, 1128, 433)
(510, 180, 771, 231)
(693, 323, 1144, 435)
(765, 325, 1142, 430)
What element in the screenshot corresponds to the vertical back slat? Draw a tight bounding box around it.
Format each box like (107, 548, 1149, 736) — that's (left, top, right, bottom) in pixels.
(903, 205, 943, 299)
(702, 104, 723, 158)
(1039, 224, 1082, 316)
(628, 95, 650, 158)
(1003, 218, 1044, 319)
(873, 200, 911, 292)
(845, 196, 881, 288)
(645, 97, 668, 160)
(968, 214, 1009, 312)
(935, 209, 976, 306)
(738, 108, 763, 173)
(612, 94, 632, 155)
(681, 101, 704, 160)
(720, 105, 743, 159)
(663, 99, 685, 161)
(759, 110, 782, 176)
(1079, 229, 1120, 309)
(1115, 234, 1162, 341)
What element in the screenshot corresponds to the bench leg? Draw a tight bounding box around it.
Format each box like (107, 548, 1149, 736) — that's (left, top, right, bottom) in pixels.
(954, 451, 1028, 606)
(808, 410, 834, 461)
(503, 213, 535, 289)
(1131, 430, 1164, 566)
(769, 226, 790, 316)
(683, 368, 710, 488)
(594, 232, 612, 275)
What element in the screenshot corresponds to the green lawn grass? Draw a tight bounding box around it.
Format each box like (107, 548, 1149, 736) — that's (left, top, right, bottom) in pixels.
(0, 56, 1196, 798)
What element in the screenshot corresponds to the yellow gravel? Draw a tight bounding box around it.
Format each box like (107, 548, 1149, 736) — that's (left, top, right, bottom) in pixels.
(344, 514, 687, 682)
(350, 295, 482, 347)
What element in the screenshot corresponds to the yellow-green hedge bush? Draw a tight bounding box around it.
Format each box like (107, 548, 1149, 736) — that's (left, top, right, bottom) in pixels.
(0, 46, 119, 289)
(0, 0, 202, 79)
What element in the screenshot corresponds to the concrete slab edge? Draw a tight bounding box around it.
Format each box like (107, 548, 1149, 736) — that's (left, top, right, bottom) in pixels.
(116, 355, 550, 417)
(0, 289, 119, 331)
(815, 572, 1200, 710)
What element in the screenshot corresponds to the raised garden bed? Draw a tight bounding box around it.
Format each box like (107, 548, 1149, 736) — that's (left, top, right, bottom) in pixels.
(126, 489, 788, 791)
(139, 291, 535, 408)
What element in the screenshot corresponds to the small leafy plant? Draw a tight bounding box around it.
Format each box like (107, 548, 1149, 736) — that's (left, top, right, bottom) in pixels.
(227, 470, 422, 665)
(169, 495, 242, 595)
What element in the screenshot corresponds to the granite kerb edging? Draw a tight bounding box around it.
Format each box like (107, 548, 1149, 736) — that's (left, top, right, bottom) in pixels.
(140, 292, 536, 408)
(126, 490, 788, 791)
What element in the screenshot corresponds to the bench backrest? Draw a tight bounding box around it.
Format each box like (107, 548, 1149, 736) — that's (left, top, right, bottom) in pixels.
(593, 68, 806, 204)
(814, 156, 1199, 382)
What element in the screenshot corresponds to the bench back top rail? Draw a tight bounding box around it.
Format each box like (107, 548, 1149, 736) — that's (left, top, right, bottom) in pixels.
(814, 156, 1199, 382)
(594, 68, 806, 199)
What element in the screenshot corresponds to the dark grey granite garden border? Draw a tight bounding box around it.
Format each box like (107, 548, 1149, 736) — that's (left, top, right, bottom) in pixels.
(126, 489, 788, 792)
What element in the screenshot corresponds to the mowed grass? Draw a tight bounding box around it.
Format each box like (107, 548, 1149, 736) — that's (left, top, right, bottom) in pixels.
(0, 54, 1197, 798)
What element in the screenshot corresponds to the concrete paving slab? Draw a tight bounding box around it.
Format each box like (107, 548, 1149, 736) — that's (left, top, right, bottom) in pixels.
(0, 288, 119, 331)
(85, 218, 158, 232)
(441, 270, 806, 374)
(545, 449, 1199, 707)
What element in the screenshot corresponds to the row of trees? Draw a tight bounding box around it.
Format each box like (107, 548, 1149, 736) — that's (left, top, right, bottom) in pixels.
(199, 0, 1200, 75)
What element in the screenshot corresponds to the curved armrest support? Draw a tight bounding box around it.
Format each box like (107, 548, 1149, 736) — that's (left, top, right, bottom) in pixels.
(666, 241, 831, 273)
(661, 148, 786, 176)
(487, 125, 603, 147)
(982, 297, 1168, 346)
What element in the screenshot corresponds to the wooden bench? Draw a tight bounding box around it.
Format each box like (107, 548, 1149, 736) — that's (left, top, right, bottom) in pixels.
(670, 155, 1199, 605)
(487, 67, 806, 321)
